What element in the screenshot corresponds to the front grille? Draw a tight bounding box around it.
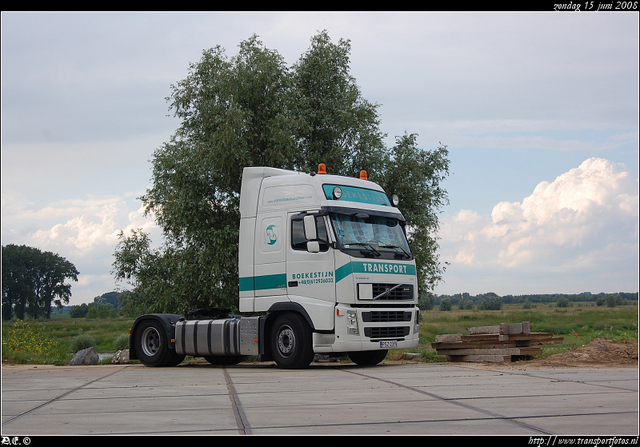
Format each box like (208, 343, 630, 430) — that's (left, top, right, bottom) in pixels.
(372, 284, 414, 300)
(364, 326, 410, 339)
(362, 311, 412, 323)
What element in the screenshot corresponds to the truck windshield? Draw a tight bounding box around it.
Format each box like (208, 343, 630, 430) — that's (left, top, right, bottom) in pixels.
(329, 212, 413, 259)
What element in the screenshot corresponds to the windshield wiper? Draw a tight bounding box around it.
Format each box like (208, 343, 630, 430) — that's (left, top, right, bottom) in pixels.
(379, 244, 412, 259)
(344, 241, 381, 257)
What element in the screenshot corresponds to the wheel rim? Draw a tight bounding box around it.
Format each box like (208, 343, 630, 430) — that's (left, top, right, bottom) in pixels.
(277, 325, 295, 357)
(141, 326, 161, 357)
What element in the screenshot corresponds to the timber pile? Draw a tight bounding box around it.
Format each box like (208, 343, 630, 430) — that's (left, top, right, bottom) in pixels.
(431, 321, 564, 363)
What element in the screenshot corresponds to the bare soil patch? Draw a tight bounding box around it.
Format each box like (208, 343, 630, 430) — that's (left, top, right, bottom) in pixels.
(480, 338, 638, 369)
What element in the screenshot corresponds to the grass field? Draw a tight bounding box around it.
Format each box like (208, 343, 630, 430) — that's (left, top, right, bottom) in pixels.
(2, 303, 637, 365)
(408, 303, 638, 362)
(2, 317, 135, 365)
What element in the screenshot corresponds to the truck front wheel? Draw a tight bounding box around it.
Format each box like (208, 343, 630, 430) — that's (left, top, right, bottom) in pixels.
(270, 313, 314, 369)
(134, 319, 184, 367)
(348, 350, 388, 366)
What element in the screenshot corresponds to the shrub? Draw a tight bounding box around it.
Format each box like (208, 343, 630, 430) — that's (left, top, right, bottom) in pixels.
(71, 334, 97, 352)
(114, 334, 130, 351)
(606, 295, 625, 307)
(478, 297, 502, 310)
(86, 303, 118, 319)
(459, 298, 475, 310)
(69, 303, 89, 318)
(419, 292, 435, 310)
(439, 298, 452, 311)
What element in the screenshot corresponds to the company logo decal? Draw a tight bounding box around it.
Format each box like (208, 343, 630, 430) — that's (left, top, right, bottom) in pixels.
(291, 270, 334, 285)
(335, 261, 417, 283)
(265, 224, 278, 245)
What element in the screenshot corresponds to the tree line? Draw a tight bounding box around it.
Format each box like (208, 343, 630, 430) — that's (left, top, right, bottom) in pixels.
(65, 291, 126, 319)
(420, 291, 638, 311)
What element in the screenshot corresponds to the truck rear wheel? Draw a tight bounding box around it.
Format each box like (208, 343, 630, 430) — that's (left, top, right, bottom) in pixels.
(348, 350, 388, 366)
(135, 319, 184, 367)
(270, 313, 314, 369)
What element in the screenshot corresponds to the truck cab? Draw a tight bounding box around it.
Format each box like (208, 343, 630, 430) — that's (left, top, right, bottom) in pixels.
(237, 165, 420, 367)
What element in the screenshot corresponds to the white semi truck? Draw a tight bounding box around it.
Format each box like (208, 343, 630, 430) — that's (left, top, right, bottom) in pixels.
(129, 164, 420, 369)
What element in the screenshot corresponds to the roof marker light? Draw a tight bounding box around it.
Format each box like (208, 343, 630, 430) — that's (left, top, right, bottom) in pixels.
(318, 163, 326, 174)
(360, 170, 367, 180)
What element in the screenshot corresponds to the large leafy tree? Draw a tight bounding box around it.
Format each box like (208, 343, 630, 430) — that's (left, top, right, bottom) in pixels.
(113, 31, 449, 315)
(2, 244, 79, 320)
(381, 133, 450, 293)
(290, 31, 387, 175)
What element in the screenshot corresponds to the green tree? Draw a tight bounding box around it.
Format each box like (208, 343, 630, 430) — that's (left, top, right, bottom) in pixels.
(94, 291, 121, 309)
(120, 36, 297, 314)
(459, 297, 475, 310)
(69, 303, 89, 318)
(380, 133, 449, 292)
(477, 294, 502, 311)
(85, 303, 118, 319)
(606, 295, 619, 308)
(290, 31, 386, 175)
(419, 290, 435, 311)
(439, 298, 452, 311)
(2, 244, 32, 320)
(2, 244, 79, 320)
(113, 31, 450, 314)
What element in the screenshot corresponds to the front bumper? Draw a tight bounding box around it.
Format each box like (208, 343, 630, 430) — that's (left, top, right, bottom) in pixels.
(313, 304, 420, 353)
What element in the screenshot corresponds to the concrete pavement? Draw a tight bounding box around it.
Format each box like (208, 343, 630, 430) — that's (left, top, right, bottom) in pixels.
(1, 361, 638, 436)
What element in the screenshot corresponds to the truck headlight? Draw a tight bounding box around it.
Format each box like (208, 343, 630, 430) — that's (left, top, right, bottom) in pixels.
(346, 310, 359, 335)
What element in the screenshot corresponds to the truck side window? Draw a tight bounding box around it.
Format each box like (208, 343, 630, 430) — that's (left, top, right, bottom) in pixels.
(291, 216, 329, 251)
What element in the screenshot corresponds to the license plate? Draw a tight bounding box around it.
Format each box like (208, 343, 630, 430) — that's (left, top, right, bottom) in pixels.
(380, 341, 397, 348)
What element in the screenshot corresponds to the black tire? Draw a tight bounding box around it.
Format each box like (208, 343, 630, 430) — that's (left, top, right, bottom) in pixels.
(164, 351, 186, 367)
(348, 350, 388, 366)
(204, 355, 246, 366)
(270, 313, 315, 369)
(134, 319, 184, 367)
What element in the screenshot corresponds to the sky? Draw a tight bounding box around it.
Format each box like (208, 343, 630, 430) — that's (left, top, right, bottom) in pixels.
(2, 11, 638, 305)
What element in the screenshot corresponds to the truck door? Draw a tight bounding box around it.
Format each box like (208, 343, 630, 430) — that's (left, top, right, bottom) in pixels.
(286, 213, 336, 331)
(253, 214, 287, 299)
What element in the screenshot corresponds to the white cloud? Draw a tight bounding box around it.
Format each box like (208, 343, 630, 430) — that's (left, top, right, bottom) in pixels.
(2, 193, 158, 254)
(438, 157, 638, 294)
(2, 191, 161, 304)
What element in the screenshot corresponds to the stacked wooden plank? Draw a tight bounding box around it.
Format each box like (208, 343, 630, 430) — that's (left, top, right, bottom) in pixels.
(431, 321, 564, 363)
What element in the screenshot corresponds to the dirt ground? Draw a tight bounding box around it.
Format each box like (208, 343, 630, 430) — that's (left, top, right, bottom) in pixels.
(487, 338, 639, 369)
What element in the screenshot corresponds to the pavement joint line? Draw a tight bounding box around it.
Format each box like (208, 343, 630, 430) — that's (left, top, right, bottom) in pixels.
(475, 366, 640, 393)
(1, 365, 129, 427)
(238, 410, 640, 434)
(341, 368, 556, 435)
(223, 367, 252, 435)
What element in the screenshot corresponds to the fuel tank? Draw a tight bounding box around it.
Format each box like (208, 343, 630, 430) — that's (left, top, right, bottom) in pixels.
(174, 317, 260, 357)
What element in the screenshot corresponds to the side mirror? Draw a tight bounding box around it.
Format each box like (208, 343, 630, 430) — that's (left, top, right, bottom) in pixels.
(306, 241, 320, 253)
(303, 215, 317, 241)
